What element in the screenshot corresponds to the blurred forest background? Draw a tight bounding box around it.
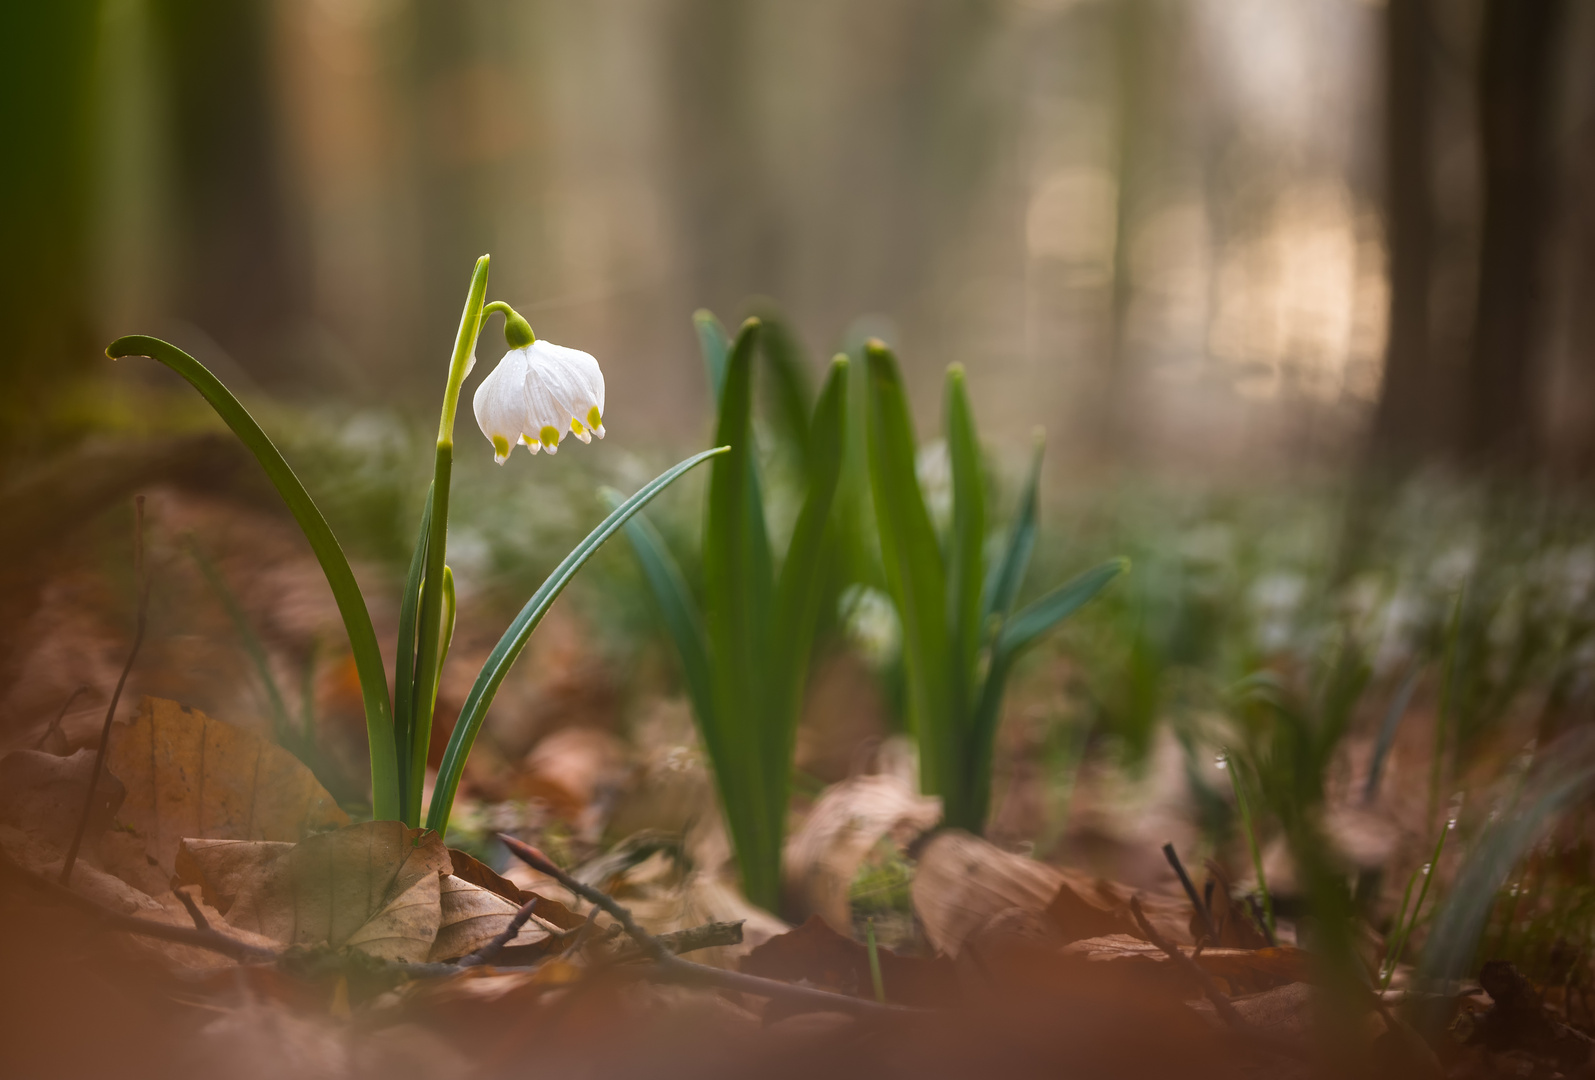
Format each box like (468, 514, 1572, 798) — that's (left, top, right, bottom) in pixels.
(6, 0, 1595, 482)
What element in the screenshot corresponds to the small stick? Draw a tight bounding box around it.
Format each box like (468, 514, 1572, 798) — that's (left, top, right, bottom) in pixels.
(614, 920, 744, 963)
(175, 886, 212, 931)
(3, 854, 274, 962)
(33, 683, 91, 751)
(61, 496, 150, 885)
(1246, 894, 1278, 947)
(498, 833, 916, 1018)
(1162, 841, 1217, 944)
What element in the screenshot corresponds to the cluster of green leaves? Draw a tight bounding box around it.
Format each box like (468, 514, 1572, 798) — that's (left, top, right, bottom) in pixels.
(619, 313, 848, 912)
(109, 256, 724, 829)
(862, 341, 1125, 832)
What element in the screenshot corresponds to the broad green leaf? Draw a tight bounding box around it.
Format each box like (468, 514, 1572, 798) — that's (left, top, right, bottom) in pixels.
(613, 501, 718, 750)
(392, 486, 432, 821)
(997, 557, 1128, 658)
(944, 364, 985, 720)
(105, 335, 400, 821)
(695, 309, 731, 405)
(703, 318, 781, 908)
(425, 445, 728, 833)
(864, 341, 956, 810)
(768, 355, 848, 840)
(982, 431, 1044, 627)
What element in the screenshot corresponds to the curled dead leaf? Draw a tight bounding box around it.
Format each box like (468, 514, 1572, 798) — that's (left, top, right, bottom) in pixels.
(782, 773, 940, 930)
(912, 830, 1193, 958)
(108, 697, 348, 874)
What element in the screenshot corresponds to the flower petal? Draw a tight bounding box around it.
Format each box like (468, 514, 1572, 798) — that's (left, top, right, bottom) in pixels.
(473, 349, 534, 463)
(529, 340, 605, 440)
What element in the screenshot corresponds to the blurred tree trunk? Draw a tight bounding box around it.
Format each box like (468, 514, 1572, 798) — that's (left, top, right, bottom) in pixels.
(151, 0, 308, 387)
(1367, 0, 1433, 469)
(0, 4, 100, 469)
(1458, 0, 1565, 466)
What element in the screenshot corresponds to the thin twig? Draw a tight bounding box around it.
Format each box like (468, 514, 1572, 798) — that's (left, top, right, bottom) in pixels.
(3, 854, 275, 962)
(61, 496, 150, 886)
(498, 833, 918, 1018)
(33, 684, 91, 751)
(1129, 895, 1308, 1061)
(1162, 841, 1217, 944)
(175, 886, 211, 931)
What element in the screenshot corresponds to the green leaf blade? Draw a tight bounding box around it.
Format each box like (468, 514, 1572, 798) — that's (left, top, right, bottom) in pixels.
(944, 364, 985, 721)
(998, 557, 1128, 659)
(425, 445, 729, 834)
(863, 340, 956, 813)
(106, 334, 400, 820)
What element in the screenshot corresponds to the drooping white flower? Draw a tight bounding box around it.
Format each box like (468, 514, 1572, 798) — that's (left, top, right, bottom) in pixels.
(473, 339, 606, 463)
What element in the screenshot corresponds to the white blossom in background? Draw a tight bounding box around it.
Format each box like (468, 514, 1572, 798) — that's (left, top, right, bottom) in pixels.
(473, 340, 606, 462)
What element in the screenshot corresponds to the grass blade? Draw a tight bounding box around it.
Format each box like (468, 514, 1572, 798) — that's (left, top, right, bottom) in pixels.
(997, 557, 1128, 658)
(186, 538, 291, 745)
(983, 431, 1044, 626)
(425, 445, 729, 833)
(864, 340, 956, 813)
(1363, 661, 1421, 804)
(106, 334, 399, 821)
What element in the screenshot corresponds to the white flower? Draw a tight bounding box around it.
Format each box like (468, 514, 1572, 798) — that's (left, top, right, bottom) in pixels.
(473, 340, 606, 463)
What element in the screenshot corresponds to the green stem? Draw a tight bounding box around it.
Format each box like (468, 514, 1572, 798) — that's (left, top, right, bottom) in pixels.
(105, 335, 400, 819)
(866, 918, 886, 1004)
(408, 255, 490, 822)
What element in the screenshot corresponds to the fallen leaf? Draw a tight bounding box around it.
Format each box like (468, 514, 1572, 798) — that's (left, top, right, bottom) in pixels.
(1060, 934, 1311, 996)
(108, 697, 348, 874)
(782, 773, 940, 930)
(448, 847, 584, 931)
(204, 821, 451, 962)
(741, 915, 959, 1010)
(912, 830, 1193, 958)
(0, 748, 124, 854)
(430, 874, 527, 961)
(176, 837, 295, 914)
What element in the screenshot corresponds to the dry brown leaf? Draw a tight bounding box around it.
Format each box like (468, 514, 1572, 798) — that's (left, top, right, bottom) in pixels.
(108, 697, 348, 874)
(1060, 934, 1311, 996)
(741, 915, 960, 1010)
(176, 837, 295, 914)
(447, 847, 585, 931)
(0, 748, 124, 854)
(204, 821, 451, 962)
(912, 830, 1193, 957)
(429, 875, 526, 961)
(782, 773, 940, 930)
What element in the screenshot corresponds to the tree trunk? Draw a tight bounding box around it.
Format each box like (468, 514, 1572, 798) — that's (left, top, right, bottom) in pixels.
(1367, 0, 1433, 469)
(152, 0, 308, 387)
(1459, 0, 1565, 466)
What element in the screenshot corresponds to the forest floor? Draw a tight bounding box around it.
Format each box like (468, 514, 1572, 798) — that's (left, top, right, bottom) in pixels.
(2, 458, 1592, 1079)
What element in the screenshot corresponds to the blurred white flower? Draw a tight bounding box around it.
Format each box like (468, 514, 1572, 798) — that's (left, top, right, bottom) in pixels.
(840, 584, 901, 667)
(473, 340, 606, 463)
